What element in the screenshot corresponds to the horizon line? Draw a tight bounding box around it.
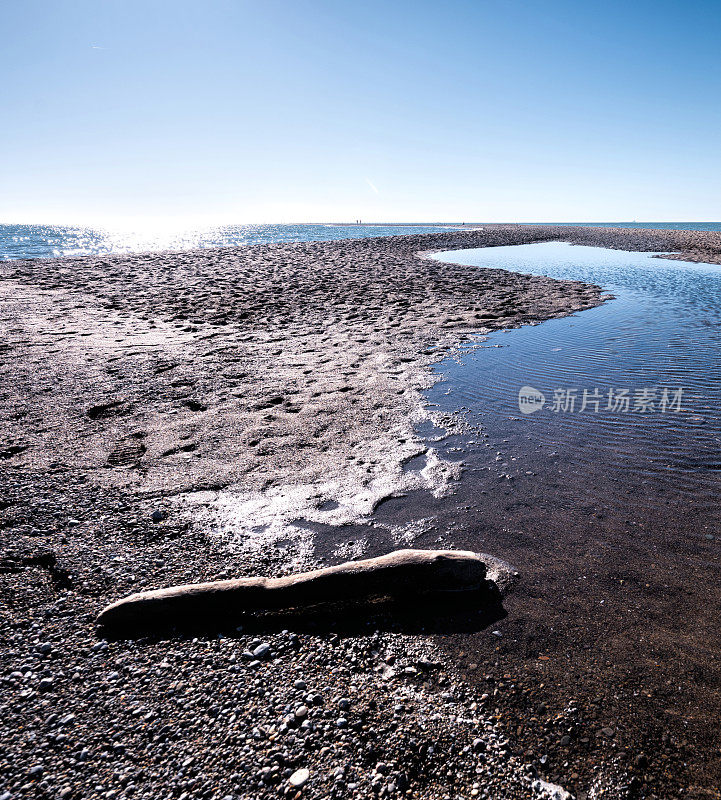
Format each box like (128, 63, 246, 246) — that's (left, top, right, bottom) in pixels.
(1, 219, 720, 229)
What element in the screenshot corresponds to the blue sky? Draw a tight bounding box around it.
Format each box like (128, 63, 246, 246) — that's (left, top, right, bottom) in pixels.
(1, 0, 720, 225)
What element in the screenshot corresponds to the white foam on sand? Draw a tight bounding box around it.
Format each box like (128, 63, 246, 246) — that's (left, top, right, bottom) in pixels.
(183, 421, 463, 569)
(377, 516, 437, 546)
(532, 779, 574, 800)
(176, 340, 480, 570)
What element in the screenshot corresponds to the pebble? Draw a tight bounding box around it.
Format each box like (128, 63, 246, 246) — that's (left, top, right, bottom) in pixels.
(252, 643, 271, 660)
(289, 768, 310, 788)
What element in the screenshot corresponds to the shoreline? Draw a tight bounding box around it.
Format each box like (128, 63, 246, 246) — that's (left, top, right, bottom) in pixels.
(2, 225, 721, 799)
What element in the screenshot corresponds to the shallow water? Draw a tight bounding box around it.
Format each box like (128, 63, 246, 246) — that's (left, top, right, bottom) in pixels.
(429, 242, 721, 519)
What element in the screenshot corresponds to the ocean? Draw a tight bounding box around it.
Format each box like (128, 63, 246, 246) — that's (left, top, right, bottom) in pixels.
(1, 222, 720, 261)
(0, 223, 459, 261)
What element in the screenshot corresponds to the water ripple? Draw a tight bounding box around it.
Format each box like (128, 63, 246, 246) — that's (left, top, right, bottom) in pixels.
(430, 242, 721, 513)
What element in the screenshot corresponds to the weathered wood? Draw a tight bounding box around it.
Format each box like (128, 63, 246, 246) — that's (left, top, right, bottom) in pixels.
(97, 549, 488, 631)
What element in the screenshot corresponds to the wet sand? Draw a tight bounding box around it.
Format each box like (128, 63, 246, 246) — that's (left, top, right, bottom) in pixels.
(2, 225, 721, 799)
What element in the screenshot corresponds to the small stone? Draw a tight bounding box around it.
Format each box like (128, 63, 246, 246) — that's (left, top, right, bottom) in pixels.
(337, 697, 350, 710)
(252, 643, 271, 660)
(150, 509, 164, 523)
(37, 642, 52, 655)
(336, 717, 348, 728)
(38, 677, 53, 692)
(294, 680, 307, 690)
(289, 768, 310, 788)
(295, 705, 309, 720)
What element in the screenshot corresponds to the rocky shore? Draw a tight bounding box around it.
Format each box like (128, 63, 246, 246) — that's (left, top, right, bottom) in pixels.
(2, 225, 721, 800)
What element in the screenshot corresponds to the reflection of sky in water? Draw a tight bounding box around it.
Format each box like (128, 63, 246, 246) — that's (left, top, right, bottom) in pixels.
(430, 242, 721, 500)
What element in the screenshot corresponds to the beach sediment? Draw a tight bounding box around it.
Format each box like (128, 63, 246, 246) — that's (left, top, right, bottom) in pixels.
(0, 226, 604, 569)
(2, 224, 721, 799)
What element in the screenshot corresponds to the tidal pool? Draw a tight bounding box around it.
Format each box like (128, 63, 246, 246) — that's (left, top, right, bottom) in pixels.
(430, 242, 721, 521)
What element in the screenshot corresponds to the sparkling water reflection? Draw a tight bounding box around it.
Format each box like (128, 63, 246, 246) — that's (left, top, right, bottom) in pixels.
(0, 223, 460, 261)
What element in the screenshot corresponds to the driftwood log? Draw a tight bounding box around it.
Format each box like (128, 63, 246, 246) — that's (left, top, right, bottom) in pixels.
(97, 549, 489, 632)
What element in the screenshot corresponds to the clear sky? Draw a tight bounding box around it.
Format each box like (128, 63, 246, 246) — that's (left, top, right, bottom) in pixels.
(1, 0, 720, 226)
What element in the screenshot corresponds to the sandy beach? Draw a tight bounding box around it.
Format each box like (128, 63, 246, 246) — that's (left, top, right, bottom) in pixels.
(2, 225, 721, 800)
